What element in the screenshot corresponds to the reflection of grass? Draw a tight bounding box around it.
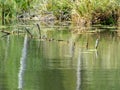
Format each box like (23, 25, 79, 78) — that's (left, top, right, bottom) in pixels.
(0, 36, 23, 90)
(46, 28, 71, 40)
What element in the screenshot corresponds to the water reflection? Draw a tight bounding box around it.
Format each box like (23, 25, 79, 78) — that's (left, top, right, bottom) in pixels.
(17, 31, 120, 90)
(76, 49, 81, 90)
(0, 28, 120, 90)
(18, 35, 28, 89)
(4, 36, 10, 61)
(68, 39, 75, 58)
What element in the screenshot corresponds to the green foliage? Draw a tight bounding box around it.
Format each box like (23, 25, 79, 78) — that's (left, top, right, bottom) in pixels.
(0, 0, 120, 25)
(77, 0, 120, 25)
(46, 0, 72, 20)
(42, 0, 120, 25)
(0, 0, 38, 24)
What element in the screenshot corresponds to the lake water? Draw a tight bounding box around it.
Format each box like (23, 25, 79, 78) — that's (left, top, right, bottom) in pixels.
(0, 26, 120, 90)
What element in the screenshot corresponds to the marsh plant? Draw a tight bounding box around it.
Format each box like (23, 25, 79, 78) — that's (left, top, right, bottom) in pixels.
(70, 0, 120, 25)
(0, 0, 38, 25)
(46, 0, 72, 21)
(0, 0, 120, 25)
(45, 0, 120, 25)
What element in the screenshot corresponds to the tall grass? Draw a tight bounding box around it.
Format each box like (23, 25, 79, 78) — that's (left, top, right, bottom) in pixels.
(44, 0, 120, 25)
(46, 0, 72, 20)
(0, 0, 120, 25)
(71, 0, 120, 25)
(0, 0, 38, 25)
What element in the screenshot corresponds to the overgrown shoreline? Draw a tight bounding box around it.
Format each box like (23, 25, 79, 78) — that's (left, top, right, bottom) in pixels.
(0, 0, 120, 26)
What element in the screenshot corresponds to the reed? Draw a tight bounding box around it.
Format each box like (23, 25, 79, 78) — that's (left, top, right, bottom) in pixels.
(0, 0, 38, 24)
(0, 0, 120, 25)
(71, 0, 120, 25)
(45, 0, 120, 25)
(46, 0, 72, 21)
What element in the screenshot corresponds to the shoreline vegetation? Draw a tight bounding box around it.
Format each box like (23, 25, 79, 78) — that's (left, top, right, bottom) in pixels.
(0, 0, 120, 26)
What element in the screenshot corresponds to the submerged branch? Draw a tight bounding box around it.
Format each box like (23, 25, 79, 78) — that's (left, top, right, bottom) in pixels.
(95, 39, 99, 49)
(0, 30, 11, 37)
(36, 23, 41, 38)
(25, 28, 33, 38)
(0, 30, 11, 35)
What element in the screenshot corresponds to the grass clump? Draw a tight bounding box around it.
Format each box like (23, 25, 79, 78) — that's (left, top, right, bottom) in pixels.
(72, 0, 120, 25)
(0, 0, 38, 25)
(46, 0, 72, 21)
(44, 0, 120, 25)
(0, 0, 120, 26)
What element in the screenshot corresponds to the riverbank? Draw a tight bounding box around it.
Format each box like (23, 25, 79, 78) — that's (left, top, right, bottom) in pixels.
(0, 0, 120, 27)
(46, 0, 120, 26)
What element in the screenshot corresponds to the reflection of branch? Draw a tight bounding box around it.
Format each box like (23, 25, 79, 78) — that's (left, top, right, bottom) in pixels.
(69, 40, 75, 58)
(18, 35, 28, 89)
(95, 50, 98, 59)
(4, 36, 10, 60)
(76, 49, 81, 90)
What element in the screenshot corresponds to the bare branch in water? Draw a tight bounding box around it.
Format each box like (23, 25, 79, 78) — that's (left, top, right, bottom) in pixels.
(25, 28, 33, 38)
(0, 30, 11, 37)
(36, 23, 41, 38)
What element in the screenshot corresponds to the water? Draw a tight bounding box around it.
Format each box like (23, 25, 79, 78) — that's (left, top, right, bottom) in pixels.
(0, 27, 120, 90)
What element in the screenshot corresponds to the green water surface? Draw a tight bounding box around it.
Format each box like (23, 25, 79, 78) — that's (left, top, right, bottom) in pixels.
(0, 26, 120, 90)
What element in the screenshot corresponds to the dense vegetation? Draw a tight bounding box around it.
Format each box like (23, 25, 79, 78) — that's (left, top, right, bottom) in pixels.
(0, 0, 38, 24)
(0, 0, 120, 25)
(46, 0, 120, 26)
